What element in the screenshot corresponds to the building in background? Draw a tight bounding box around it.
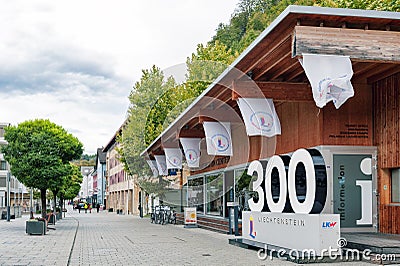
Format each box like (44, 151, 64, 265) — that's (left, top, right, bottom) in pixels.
(95, 148, 107, 208)
(79, 166, 94, 203)
(0, 122, 29, 218)
(103, 123, 141, 215)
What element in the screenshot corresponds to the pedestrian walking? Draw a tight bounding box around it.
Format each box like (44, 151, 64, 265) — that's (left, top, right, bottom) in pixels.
(96, 203, 100, 213)
(84, 202, 88, 213)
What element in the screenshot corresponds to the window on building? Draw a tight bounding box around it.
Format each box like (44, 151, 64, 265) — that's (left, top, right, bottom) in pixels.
(0, 160, 6, 170)
(188, 176, 204, 213)
(224, 170, 234, 217)
(206, 173, 224, 216)
(392, 168, 400, 203)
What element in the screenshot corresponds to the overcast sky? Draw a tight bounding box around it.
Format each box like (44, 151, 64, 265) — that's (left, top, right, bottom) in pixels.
(0, 0, 239, 154)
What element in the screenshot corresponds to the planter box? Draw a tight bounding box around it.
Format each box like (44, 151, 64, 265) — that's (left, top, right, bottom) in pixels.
(47, 214, 55, 225)
(26, 220, 46, 235)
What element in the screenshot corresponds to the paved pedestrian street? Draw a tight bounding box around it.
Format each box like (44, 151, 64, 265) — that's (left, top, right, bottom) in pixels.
(0, 207, 372, 266)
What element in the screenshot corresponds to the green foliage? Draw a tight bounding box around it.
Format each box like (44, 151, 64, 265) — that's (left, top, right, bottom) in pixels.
(186, 41, 237, 91)
(59, 164, 83, 200)
(137, 178, 169, 197)
(2, 119, 83, 190)
(2, 119, 83, 216)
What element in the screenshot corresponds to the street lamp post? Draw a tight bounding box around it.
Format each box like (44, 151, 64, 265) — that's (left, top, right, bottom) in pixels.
(6, 171, 10, 222)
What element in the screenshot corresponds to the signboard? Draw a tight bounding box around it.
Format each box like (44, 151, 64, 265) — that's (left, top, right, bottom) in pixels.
(244, 148, 340, 255)
(333, 154, 373, 228)
(242, 212, 340, 256)
(184, 207, 197, 227)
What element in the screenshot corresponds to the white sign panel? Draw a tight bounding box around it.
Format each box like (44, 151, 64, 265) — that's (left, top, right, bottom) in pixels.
(179, 138, 201, 168)
(164, 148, 182, 169)
(301, 53, 354, 109)
(203, 121, 232, 156)
(146, 160, 158, 177)
(237, 98, 281, 137)
(242, 212, 340, 256)
(184, 207, 197, 225)
(154, 155, 168, 176)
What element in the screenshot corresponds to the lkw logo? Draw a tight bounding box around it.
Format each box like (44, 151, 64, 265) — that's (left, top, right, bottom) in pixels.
(211, 134, 229, 152)
(250, 111, 274, 132)
(322, 221, 337, 228)
(186, 149, 198, 163)
(169, 156, 181, 167)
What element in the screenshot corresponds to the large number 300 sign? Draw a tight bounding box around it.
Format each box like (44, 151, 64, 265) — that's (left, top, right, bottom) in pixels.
(248, 148, 327, 214)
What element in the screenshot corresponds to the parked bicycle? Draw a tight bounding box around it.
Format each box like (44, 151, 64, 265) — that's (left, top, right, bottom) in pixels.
(150, 205, 176, 225)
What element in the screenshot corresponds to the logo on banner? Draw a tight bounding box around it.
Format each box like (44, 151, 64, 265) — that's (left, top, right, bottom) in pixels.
(169, 156, 181, 167)
(249, 216, 256, 239)
(186, 149, 198, 163)
(250, 112, 274, 132)
(211, 134, 229, 152)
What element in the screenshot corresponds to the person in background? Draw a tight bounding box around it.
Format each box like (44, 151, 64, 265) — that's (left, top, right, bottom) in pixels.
(96, 203, 100, 213)
(84, 202, 88, 213)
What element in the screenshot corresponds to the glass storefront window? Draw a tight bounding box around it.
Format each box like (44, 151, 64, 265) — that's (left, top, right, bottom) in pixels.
(188, 177, 204, 213)
(392, 169, 400, 203)
(224, 171, 234, 217)
(206, 173, 224, 216)
(235, 168, 257, 218)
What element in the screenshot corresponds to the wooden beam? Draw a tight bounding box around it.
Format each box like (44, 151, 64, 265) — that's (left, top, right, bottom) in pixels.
(367, 65, 400, 84)
(177, 129, 205, 139)
(293, 26, 400, 63)
(232, 81, 313, 102)
(198, 109, 242, 124)
(251, 36, 292, 80)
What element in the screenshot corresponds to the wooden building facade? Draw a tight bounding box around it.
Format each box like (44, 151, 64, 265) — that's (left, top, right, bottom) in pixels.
(142, 6, 400, 234)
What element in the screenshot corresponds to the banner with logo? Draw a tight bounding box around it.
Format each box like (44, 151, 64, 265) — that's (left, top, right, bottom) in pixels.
(203, 121, 232, 156)
(237, 98, 281, 137)
(164, 148, 183, 169)
(179, 138, 201, 168)
(154, 155, 168, 176)
(146, 160, 158, 177)
(301, 53, 354, 109)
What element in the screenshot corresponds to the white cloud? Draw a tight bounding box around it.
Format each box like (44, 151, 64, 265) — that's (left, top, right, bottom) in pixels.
(0, 0, 238, 154)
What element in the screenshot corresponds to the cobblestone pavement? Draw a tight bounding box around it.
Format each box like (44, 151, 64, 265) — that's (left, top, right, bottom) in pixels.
(0, 207, 376, 265)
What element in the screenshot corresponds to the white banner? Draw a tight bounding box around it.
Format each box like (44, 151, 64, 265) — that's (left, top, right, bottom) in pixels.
(203, 121, 232, 156)
(154, 155, 168, 176)
(164, 148, 182, 169)
(146, 160, 158, 177)
(179, 138, 201, 168)
(237, 98, 281, 137)
(301, 53, 354, 109)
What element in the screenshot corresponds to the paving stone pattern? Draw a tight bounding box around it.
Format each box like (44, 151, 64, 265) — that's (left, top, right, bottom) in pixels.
(0, 207, 373, 266)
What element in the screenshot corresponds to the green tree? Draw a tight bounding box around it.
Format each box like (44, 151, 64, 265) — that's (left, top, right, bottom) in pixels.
(2, 119, 83, 218)
(57, 164, 83, 212)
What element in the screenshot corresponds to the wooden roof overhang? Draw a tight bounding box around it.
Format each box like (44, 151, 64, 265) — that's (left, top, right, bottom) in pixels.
(142, 5, 400, 159)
